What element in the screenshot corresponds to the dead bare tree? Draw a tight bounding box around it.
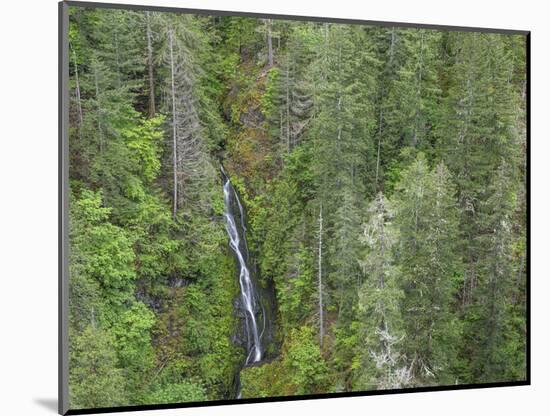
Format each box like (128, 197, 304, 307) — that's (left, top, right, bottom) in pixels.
(162, 17, 212, 217)
(168, 26, 178, 219)
(318, 203, 324, 348)
(370, 325, 413, 389)
(375, 108, 383, 188)
(92, 58, 104, 153)
(146, 11, 156, 118)
(266, 19, 274, 67)
(70, 42, 84, 140)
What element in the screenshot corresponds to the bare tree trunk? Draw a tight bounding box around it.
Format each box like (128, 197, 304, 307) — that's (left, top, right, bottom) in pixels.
(412, 32, 424, 147)
(512, 254, 525, 303)
(114, 29, 122, 88)
(462, 271, 468, 309)
(93, 61, 103, 153)
(146, 11, 156, 118)
(318, 203, 324, 348)
(70, 44, 84, 140)
(91, 306, 96, 330)
(375, 108, 383, 188)
(266, 19, 274, 67)
(168, 27, 178, 219)
(389, 27, 396, 65)
(285, 58, 291, 152)
(279, 108, 284, 152)
(336, 97, 342, 152)
(323, 23, 329, 82)
(336, 44, 342, 159)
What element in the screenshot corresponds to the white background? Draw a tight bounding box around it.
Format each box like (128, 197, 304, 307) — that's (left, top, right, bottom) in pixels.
(1, 0, 547, 415)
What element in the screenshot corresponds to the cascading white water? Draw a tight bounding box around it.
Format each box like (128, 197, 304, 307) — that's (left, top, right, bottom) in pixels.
(222, 172, 262, 365)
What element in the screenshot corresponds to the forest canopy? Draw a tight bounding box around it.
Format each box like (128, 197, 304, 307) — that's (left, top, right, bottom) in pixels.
(66, 5, 527, 409)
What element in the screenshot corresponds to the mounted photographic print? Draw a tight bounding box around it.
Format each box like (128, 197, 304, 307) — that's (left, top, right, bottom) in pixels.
(59, 1, 530, 414)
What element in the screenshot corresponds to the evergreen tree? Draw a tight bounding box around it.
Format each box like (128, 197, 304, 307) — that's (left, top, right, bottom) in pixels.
(393, 155, 462, 385)
(464, 160, 524, 382)
(436, 33, 520, 307)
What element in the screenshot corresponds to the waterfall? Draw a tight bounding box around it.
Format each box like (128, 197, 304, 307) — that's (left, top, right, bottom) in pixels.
(222, 168, 263, 366)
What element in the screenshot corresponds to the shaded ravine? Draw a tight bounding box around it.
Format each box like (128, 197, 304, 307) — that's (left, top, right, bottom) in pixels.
(221, 167, 266, 398)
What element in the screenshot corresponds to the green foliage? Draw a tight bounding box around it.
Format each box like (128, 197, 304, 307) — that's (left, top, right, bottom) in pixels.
(254, 151, 316, 334)
(285, 326, 329, 394)
(70, 188, 136, 308)
(277, 246, 316, 328)
(124, 115, 165, 183)
(241, 325, 328, 397)
(151, 244, 242, 400)
(240, 360, 290, 398)
(261, 67, 281, 117)
(110, 302, 156, 401)
(147, 382, 207, 404)
(69, 326, 128, 409)
(111, 302, 155, 369)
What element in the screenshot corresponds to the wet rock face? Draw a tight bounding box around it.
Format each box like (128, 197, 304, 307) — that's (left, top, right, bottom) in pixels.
(221, 166, 279, 397)
(135, 287, 163, 313)
(231, 290, 277, 359)
(256, 275, 278, 360)
(222, 167, 263, 364)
